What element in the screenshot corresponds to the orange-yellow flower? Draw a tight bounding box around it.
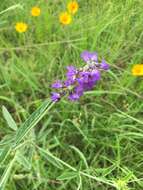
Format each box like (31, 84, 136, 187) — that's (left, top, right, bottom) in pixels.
(15, 22, 28, 33)
(132, 64, 143, 76)
(67, 1, 79, 14)
(59, 12, 72, 25)
(31, 6, 41, 17)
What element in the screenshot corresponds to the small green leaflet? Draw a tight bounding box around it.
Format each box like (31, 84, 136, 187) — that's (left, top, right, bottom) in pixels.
(57, 171, 78, 180)
(2, 106, 17, 131)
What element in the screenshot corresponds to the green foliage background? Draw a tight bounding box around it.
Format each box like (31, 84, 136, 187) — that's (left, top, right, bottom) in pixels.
(0, 0, 143, 189)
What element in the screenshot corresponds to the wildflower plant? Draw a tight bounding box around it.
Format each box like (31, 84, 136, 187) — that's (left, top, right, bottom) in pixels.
(31, 6, 41, 17)
(59, 12, 72, 25)
(67, 1, 79, 15)
(15, 22, 28, 33)
(51, 51, 109, 102)
(14, 6, 41, 33)
(132, 64, 143, 76)
(59, 1, 79, 25)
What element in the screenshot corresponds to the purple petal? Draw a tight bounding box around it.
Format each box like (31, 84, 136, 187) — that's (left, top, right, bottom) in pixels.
(90, 52, 98, 62)
(66, 66, 77, 79)
(75, 85, 84, 96)
(81, 51, 91, 62)
(64, 79, 73, 87)
(81, 51, 98, 63)
(51, 92, 61, 102)
(83, 82, 94, 90)
(64, 77, 77, 87)
(79, 71, 90, 83)
(52, 80, 63, 89)
(90, 70, 101, 81)
(66, 66, 77, 74)
(68, 93, 80, 101)
(100, 59, 110, 70)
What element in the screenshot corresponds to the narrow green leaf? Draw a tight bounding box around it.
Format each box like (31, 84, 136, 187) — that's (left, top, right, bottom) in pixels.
(0, 154, 16, 190)
(0, 146, 11, 164)
(16, 153, 31, 170)
(70, 145, 89, 169)
(2, 106, 17, 131)
(13, 100, 54, 148)
(37, 146, 76, 172)
(39, 147, 63, 170)
(0, 4, 23, 16)
(57, 171, 78, 180)
(0, 135, 14, 146)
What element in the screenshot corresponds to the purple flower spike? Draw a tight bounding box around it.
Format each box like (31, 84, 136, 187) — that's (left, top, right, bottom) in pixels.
(100, 59, 110, 70)
(51, 50, 110, 102)
(51, 92, 61, 102)
(52, 80, 63, 89)
(81, 51, 91, 62)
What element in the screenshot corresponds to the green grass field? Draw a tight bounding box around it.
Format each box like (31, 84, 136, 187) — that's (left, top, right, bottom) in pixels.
(0, 0, 143, 189)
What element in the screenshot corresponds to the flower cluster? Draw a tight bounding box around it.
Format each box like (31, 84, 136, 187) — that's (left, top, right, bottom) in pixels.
(15, 2, 79, 33)
(15, 6, 41, 33)
(51, 51, 109, 102)
(59, 1, 79, 25)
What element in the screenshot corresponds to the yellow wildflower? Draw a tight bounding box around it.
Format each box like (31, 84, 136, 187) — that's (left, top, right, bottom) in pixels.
(67, 1, 79, 14)
(59, 12, 72, 25)
(15, 22, 28, 33)
(31, 6, 41, 17)
(132, 64, 143, 76)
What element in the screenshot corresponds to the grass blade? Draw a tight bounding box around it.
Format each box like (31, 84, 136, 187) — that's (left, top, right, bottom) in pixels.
(70, 145, 88, 169)
(0, 154, 16, 190)
(0, 4, 23, 15)
(38, 147, 63, 170)
(0, 146, 11, 164)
